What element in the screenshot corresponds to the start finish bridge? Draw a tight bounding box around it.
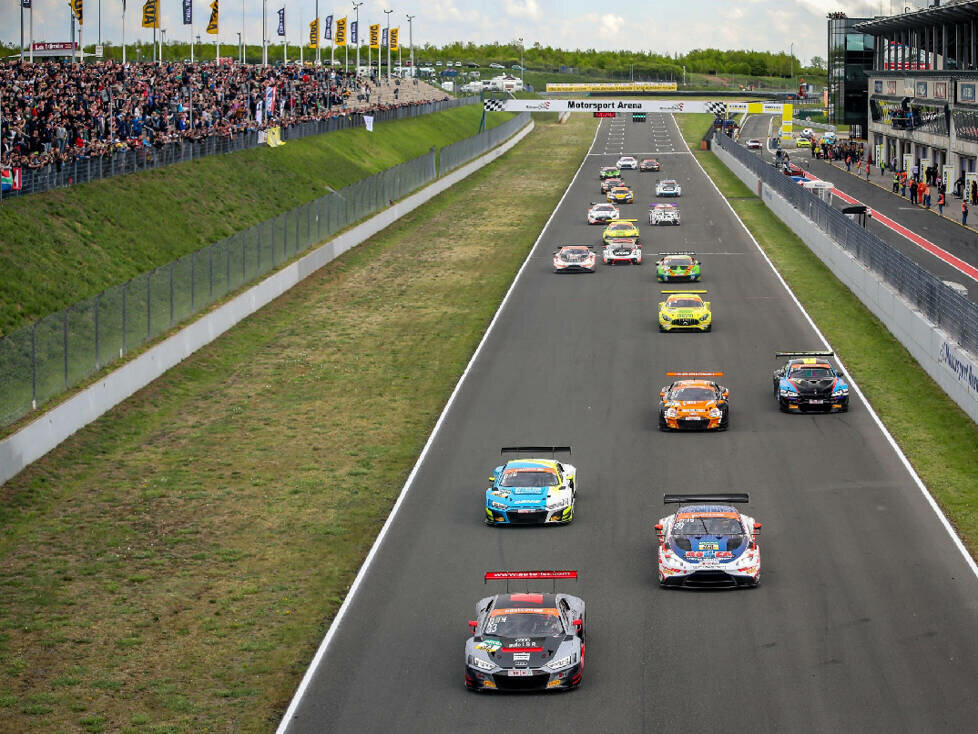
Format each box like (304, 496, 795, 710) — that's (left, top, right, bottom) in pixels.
(482, 98, 794, 138)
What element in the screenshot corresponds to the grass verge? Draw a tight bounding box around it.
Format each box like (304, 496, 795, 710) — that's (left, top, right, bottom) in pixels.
(0, 104, 511, 337)
(0, 114, 597, 732)
(678, 117, 978, 558)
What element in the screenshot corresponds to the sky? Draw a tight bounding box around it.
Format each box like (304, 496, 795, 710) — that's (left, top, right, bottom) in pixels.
(0, 0, 935, 65)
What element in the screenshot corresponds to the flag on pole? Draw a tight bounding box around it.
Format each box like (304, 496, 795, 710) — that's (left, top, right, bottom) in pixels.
(308, 19, 319, 48)
(206, 0, 219, 34)
(390, 27, 399, 52)
(277, 7, 285, 36)
(70, 0, 83, 24)
(182, 0, 192, 24)
(350, 21, 358, 45)
(381, 27, 387, 46)
(369, 24, 379, 49)
(141, 0, 159, 28)
(323, 14, 333, 40)
(335, 17, 347, 46)
(265, 86, 276, 116)
(364, 114, 374, 133)
(1, 168, 21, 191)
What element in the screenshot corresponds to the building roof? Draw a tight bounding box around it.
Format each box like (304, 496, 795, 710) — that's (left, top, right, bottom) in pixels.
(854, 1, 978, 34)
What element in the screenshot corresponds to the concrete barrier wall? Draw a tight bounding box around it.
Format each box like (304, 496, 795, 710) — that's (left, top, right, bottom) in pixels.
(714, 142, 978, 424)
(0, 120, 535, 486)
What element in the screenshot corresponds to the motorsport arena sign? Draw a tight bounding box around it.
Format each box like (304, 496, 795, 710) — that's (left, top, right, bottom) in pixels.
(482, 98, 794, 138)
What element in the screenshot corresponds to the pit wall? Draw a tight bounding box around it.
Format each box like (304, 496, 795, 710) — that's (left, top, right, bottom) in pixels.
(713, 141, 978, 424)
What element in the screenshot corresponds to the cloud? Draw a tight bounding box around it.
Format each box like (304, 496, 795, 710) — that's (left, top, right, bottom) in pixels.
(503, 0, 543, 20)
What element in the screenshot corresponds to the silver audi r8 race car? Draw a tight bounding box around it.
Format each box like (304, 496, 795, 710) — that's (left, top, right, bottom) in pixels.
(649, 203, 680, 225)
(655, 179, 683, 197)
(602, 238, 642, 265)
(587, 202, 620, 225)
(465, 571, 585, 692)
(655, 494, 761, 589)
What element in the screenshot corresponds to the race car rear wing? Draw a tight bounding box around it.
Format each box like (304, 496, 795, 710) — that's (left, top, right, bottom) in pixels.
(775, 351, 835, 358)
(666, 372, 724, 377)
(657, 251, 696, 256)
(661, 290, 707, 294)
(612, 219, 638, 223)
(485, 570, 578, 593)
(663, 493, 749, 504)
(500, 446, 571, 457)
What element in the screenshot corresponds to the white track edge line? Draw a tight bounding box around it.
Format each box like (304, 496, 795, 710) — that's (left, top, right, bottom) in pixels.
(674, 114, 978, 581)
(274, 119, 605, 733)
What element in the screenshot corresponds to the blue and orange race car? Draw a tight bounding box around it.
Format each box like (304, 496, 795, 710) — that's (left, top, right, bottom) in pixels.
(773, 351, 850, 413)
(484, 447, 576, 525)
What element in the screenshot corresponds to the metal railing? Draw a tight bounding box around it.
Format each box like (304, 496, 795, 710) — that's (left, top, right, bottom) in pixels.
(2, 97, 479, 199)
(0, 111, 530, 429)
(714, 132, 978, 357)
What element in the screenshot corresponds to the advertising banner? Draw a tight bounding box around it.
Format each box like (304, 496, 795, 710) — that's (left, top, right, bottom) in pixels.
(142, 0, 159, 28)
(369, 24, 379, 49)
(481, 98, 786, 115)
(335, 17, 347, 46)
(206, 0, 219, 34)
(545, 82, 678, 93)
(390, 28, 399, 52)
(183, 0, 192, 25)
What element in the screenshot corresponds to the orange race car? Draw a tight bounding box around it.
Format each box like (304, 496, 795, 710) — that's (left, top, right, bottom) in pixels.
(657, 372, 730, 431)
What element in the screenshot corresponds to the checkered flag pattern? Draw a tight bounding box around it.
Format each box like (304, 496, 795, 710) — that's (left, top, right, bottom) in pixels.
(483, 99, 506, 111)
(705, 101, 727, 117)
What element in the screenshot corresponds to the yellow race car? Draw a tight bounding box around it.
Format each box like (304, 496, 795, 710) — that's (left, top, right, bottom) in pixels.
(795, 137, 812, 148)
(658, 290, 712, 332)
(602, 219, 640, 245)
(607, 185, 634, 204)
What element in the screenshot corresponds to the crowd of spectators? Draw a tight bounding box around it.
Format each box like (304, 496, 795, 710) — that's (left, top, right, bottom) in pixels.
(0, 59, 448, 171)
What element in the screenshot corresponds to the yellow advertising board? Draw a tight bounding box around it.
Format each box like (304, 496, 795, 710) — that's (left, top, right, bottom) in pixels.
(545, 82, 678, 93)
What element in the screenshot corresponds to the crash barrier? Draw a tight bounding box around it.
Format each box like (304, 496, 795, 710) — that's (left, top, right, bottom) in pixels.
(0, 118, 534, 485)
(712, 132, 978, 423)
(792, 117, 836, 132)
(0, 112, 531, 434)
(438, 113, 531, 173)
(2, 97, 479, 200)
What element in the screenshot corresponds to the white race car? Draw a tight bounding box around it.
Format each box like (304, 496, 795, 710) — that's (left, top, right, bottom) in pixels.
(553, 245, 597, 273)
(649, 203, 680, 225)
(655, 179, 682, 197)
(746, 138, 763, 150)
(587, 202, 620, 224)
(617, 156, 638, 170)
(602, 238, 642, 265)
(655, 493, 761, 589)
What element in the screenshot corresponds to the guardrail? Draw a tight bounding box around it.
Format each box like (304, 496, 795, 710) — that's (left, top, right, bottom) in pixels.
(713, 132, 978, 357)
(0, 112, 530, 430)
(2, 97, 479, 199)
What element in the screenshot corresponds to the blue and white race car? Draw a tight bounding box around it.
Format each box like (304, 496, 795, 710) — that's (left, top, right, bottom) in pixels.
(655, 493, 761, 588)
(485, 447, 576, 526)
(773, 351, 850, 413)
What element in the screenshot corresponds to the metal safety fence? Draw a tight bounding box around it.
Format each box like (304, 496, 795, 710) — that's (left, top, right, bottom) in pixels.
(714, 132, 978, 357)
(3, 96, 479, 199)
(438, 113, 530, 174)
(0, 111, 530, 429)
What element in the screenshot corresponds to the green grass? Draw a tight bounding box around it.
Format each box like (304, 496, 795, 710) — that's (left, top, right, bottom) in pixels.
(0, 104, 511, 338)
(0, 113, 597, 733)
(678, 119, 978, 557)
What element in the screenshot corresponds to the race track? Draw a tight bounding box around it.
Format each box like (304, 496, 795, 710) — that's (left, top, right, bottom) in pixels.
(281, 114, 978, 734)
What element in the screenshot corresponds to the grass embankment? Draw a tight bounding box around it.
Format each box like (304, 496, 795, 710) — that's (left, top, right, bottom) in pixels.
(677, 113, 978, 556)
(0, 114, 597, 732)
(0, 104, 509, 338)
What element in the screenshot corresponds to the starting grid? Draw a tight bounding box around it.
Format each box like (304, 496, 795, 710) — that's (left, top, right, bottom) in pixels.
(483, 98, 794, 138)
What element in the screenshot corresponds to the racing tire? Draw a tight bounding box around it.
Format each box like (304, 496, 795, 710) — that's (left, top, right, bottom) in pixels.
(718, 411, 730, 431)
(658, 570, 668, 587)
(658, 415, 669, 431)
(778, 398, 790, 413)
(658, 324, 666, 333)
(704, 324, 712, 333)
(747, 576, 760, 588)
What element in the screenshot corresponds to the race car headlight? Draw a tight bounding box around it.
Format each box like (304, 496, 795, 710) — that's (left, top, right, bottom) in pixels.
(545, 655, 574, 671)
(708, 407, 722, 418)
(469, 655, 495, 671)
(779, 388, 794, 397)
(490, 501, 508, 510)
(664, 407, 678, 418)
(661, 314, 671, 322)
(548, 497, 570, 510)
(832, 387, 849, 397)
(700, 312, 710, 321)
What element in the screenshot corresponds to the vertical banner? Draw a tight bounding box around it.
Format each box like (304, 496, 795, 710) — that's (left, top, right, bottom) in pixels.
(182, 0, 192, 24)
(277, 7, 285, 36)
(265, 86, 276, 116)
(206, 0, 218, 34)
(364, 114, 374, 132)
(308, 18, 319, 48)
(323, 14, 333, 41)
(71, 0, 83, 24)
(141, 0, 159, 28)
(381, 27, 387, 47)
(255, 99, 263, 125)
(350, 21, 357, 45)
(369, 23, 379, 49)
(335, 17, 346, 46)
(22, 0, 31, 7)
(389, 27, 398, 52)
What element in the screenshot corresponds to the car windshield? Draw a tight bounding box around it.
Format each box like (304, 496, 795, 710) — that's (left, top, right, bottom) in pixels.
(661, 181, 677, 186)
(500, 468, 559, 487)
(673, 517, 744, 536)
(612, 188, 629, 194)
(560, 247, 590, 258)
(664, 257, 692, 267)
(486, 609, 564, 636)
(667, 298, 702, 309)
(789, 366, 834, 379)
(643, 160, 657, 164)
(670, 386, 716, 401)
(609, 224, 632, 231)
(594, 205, 614, 211)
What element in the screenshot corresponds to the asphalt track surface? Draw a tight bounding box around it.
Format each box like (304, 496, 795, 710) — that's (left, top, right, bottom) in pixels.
(282, 114, 978, 733)
(740, 114, 977, 301)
